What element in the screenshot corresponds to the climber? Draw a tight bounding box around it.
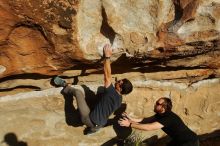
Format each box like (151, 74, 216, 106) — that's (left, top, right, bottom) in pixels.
(54, 44, 133, 135)
(118, 97, 199, 146)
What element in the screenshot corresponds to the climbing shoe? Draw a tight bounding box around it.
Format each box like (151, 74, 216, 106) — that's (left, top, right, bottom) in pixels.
(53, 76, 67, 87)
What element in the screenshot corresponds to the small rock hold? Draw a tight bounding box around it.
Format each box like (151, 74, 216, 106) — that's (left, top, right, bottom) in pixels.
(0, 65, 6, 74)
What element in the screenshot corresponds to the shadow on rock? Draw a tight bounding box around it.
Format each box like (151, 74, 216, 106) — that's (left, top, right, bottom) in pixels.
(199, 129, 220, 146)
(2, 132, 27, 146)
(143, 129, 220, 146)
(102, 103, 132, 146)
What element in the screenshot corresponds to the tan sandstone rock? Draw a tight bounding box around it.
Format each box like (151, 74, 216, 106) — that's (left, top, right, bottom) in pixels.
(0, 0, 220, 145)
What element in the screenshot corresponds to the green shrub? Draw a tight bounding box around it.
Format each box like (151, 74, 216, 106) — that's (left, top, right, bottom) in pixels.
(124, 131, 148, 146)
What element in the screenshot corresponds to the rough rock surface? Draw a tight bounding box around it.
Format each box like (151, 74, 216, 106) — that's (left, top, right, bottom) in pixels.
(0, 79, 220, 146)
(0, 0, 219, 78)
(0, 0, 220, 145)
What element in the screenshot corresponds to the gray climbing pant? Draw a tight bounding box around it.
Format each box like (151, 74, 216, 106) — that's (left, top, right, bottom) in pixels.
(63, 85, 95, 128)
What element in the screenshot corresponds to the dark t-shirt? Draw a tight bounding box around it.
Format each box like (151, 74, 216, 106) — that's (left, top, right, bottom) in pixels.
(89, 84, 122, 126)
(155, 111, 198, 143)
